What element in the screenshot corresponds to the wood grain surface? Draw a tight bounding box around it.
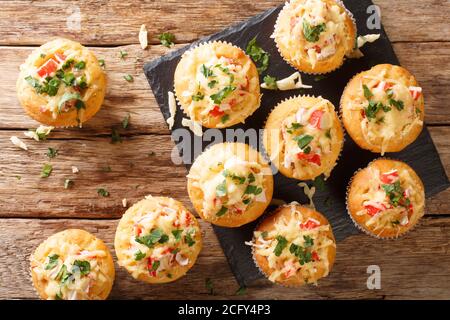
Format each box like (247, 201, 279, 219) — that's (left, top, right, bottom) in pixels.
(0, 0, 449, 300)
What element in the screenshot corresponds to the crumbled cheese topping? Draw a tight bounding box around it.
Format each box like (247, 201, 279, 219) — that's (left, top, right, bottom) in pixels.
(10, 136, 28, 150)
(139, 24, 148, 50)
(71, 166, 79, 174)
(167, 91, 177, 129)
(247, 203, 335, 284)
(24, 125, 55, 141)
(181, 118, 203, 136)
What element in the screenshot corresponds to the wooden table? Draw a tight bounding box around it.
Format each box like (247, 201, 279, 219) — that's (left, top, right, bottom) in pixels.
(0, 0, 449, 300)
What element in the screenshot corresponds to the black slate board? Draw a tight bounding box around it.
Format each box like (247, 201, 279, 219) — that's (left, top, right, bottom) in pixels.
(144, 0, 450, 286)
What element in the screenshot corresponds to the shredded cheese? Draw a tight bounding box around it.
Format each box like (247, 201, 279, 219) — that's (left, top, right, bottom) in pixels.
(139, 24, 148, 50)
(167, 91, 177, 129)
(261, 72, 312, 91)
(10, 136, 28, 150)
(181, 118, 203, 137)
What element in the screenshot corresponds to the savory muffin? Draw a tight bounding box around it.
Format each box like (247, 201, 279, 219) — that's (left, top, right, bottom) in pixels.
(30, 229, 115, 300)
(187, 142, 273, 227)
(17, 38, 106, 127)
(263, 95, 344, 180)
(341, 64, 424, 154)
(347, 159, 425, 239)
(174, 41, 261, 128)
(273, 0, 356, 74)
(115, 196, 202, 284)
(248, 203, 336, 286)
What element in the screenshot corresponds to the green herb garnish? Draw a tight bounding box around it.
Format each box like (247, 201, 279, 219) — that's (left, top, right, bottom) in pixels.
(124, 74, 134, 82)
(135, 229, 167, 248)
(122, 113, 130, 129)
(302, 20, 326, 42)
(134, 250, 146, 261)
(313, 175, 326, 192)
(201, 64, 214, 78)
(119, 50, 128, 59)
(41, 164, 53, 178)
(208, 80, 218, 89)
(98, 59, 105, 67)
(220, 114, 230, 124)
(58, 92, 85, 112)
(263, 75, 278, 90)
(192, 92, 205, 101)
(46, 147, 58, 159)
(274, 236, 288, 256)
(62, 73, 75, 86)
(215, 180, 227, 197)
(235, 286, 247, 296)
(74, 61, 85, 70)
(223, 170, 246, 184)
(210, 85, 236, 104)
(151, 260, 160, 271)
(244, 185, 263, 195)
(72, 260, 90, 275)
(245, 37, 270, 73)
(172, 229, 183, 241)
(216, 206, 228, 217)
(97, 188, 109, 197)
(362, 84, 373, 100)
(158, 32, 175, 48)
(45, 254, 59, 270)
(184, 231, 196, 247)
(286, 122, 303, 134)
(111, 128, 122, 144)
(293, 134, 314, 149)
(205, 278, 214, 295)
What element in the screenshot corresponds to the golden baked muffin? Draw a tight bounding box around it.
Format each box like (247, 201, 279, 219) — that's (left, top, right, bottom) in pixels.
(30, 229, 115, 300)
(341, 64, 424, 154)
(187, 142, 273, 227)
(115, 196, 202, 284)
(263, 95, 344, 180)
(347, 159, 425, 239)
(248, 203, 336, 286)
(174, 41, 261, 128)
(17, 38, 106, 127)
(273, 0, 356, 74)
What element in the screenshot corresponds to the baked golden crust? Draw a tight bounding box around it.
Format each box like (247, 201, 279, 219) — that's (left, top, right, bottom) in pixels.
(263, 95, 344, 180)
(174, 41, 261, 128)
(17, 38, 106, 127)
(30, 229, 115, 300)
(347, 159, 425, 238)
(341, 64, 425, 154)
(252, 204, 336, 286)
(114, 196, 202, 284)
(273, 0, 356, 74)
(187, 142, 273, 227)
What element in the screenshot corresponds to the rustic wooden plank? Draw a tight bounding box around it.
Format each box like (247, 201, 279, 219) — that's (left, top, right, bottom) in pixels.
(0, 0, 448, 46)
(0, 216, 448, 299)
(0, 126, 448, 219)
(1, 42, 449, 132)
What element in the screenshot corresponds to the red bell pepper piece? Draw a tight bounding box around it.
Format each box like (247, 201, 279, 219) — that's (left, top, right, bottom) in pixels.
(37, 58, 58, 78)
(297, 152, 321, 166)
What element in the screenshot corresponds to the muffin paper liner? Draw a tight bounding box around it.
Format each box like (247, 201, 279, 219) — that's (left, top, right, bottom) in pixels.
(143, 0, 449, 287)
(345, 157, 424, 240)
(273, 0, 357, 75)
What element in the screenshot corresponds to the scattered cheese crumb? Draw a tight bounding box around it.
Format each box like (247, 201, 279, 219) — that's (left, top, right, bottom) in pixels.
(122, 198, 127, 207)
(298, 182, 316, 210)
(181, 118, 203, 137)
(71, 166, 79, 174)
(10, 136, 28, 150)
(347, 34, 380, 59)
(139, 24, 148, 50)
(261, 72, 312, 90)
(167, 91, 177, 129)
(23, 125, 54, 141)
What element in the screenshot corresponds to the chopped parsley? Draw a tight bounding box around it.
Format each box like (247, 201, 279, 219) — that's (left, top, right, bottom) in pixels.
(248, 173, 255, 184)
(74, 61, 85, 70)
(97, 188, 109, 197)
(151, 260, 160, 271)
(382, 181, 409, 207)
(205, 278, 214, 295)
(184, 231, 196, 247)
(223, 170, 246, 184)
(135, 229, 167, 248)
(58, 92, 85, 112)
(286, 122, 303, 134)
(172, 229, 183, 241)
(45, 254, 59, 270)
(245, 37, 270, 73)
(302, 20, 326, 42)
(61, 59, 74, 70)
(215, 180, 227, 197)
(111, 128, 122, 144)
(389, 97, 404, 111)
(216, 206, 228, 217)
(289, 243, 313, 265)
(293, 134, 314, 150)
(235, 286, 247, 296)
(244, 185, 262, 195)
(263, 75, 278, 90)
(124, 74, 134, 82)
(46, 147, 58, 159)
(220, 114, 230, 124)
(158, 32, 175, 48)
(119, 50, 128, 59)
(41, 164, 53, 178)
(72, 260, 90, 275)
(274, 235, 288, 256)
(98, 59, 105, 67)
(210, 85, 236, 104)
(303, 235, 314, 248)
(261, 231, 268, 239)
(192, 92, 205, 101)
(122, 113, 131, 129)
(362, 84, 374, 100)
(56, 264, 71, 284)
(62, 73, 75, 86)
(134, 250, 146, 261)
(208, 80, 218, 89)
(201, 64, 214, 78)
(313, 175, 326, 192)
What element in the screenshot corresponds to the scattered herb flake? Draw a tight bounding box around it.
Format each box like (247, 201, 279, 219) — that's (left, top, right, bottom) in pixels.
(122, 113, 131, 129)
(41, 164, 53, 178)
(74, 61, 86, 70)
(245, 37, 270, 73)
(220, 114, 230, 124)
(119, 50, 128, 59)
(263, 75, 278, 90)
(97, 188, 110, 197)
(302, 20, 326, 42)
(274, 236, 288, 256)
(205, 278, 214, 295)
(45, 254, 59, 270)
(111, 128, 122, 144)
(124, 74, 134, 82)
(235, 286, 247, 296)
(46, 147, 58, 159)
(216, 206, 228, 217)
(98, 59, 105, 67)
(134, 250, 146, 261)
(158, 32, 175, 48)
(210, 85, 236, 104)
(313, 175, 326, 192)
(72, 260, 90, 275)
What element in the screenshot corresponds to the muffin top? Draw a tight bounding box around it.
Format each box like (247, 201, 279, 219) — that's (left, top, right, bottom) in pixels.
(174, 41, 261, 128)
(114, 196, 202, 283)
(187, 142, 273, 227)
(347, 159, 425, 238)
(341, 64, 424, 154)
(273, 0, 356, 73)
(264, 95, 344, 180)
(30, 229, 115, 300)
(17, 38, 106, 127)
(249, 203, 336, 286)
